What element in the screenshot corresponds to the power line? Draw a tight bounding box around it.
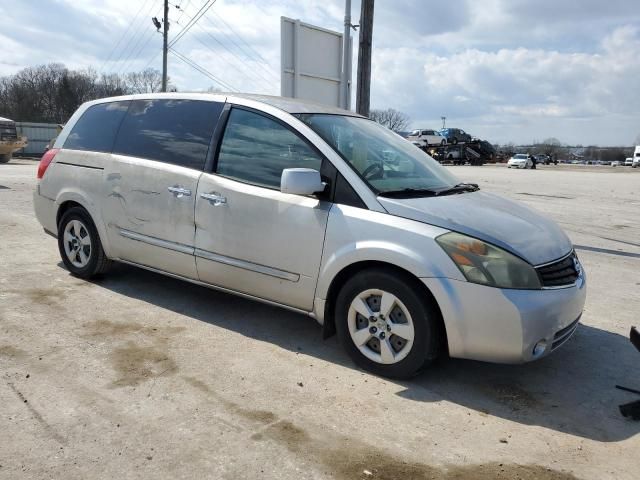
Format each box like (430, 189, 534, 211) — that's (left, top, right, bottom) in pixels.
(169, 47, 237, 91)
(100, 0, 153, 74)
(175, 0, 192, 24)
(205, 10, 280, 81)
(112, 1, 162, 74)
(169, 0, 217, 48)
(193, 23, 275, 91)
(207, 9, 278, 79)
(117, 28, 160, 75)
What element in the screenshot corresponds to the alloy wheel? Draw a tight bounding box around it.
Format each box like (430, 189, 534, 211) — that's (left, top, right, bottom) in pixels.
(63, 219, 92, 268)
(348, 289, 415, 365)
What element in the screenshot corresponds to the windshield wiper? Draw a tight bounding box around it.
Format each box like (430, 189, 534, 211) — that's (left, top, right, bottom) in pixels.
(377, 188, 440, 198)
(378, 183, 479, 198)
(436, 182, 480, 196)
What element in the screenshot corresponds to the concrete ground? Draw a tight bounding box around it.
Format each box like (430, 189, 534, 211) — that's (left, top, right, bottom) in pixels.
(1, 160, 638, 479)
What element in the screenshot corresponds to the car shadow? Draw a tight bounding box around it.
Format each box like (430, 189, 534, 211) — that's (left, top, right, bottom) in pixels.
(84, 262, 638, 443)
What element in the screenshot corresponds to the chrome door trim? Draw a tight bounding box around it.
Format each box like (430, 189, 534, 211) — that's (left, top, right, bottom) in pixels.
(115, 258, 314, 318)
(118, 228, 300, 282)
(119, 228, 194, 255)
(194, 248, 300, 282)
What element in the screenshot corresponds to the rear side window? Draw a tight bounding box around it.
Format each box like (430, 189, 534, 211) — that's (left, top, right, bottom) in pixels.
(113, 99, 222, 170)
(64, 101, 129, 152)
(216, 108, 323, 189)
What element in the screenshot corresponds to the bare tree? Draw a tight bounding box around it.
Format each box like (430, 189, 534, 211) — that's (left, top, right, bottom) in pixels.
(124, 68, 167, 94)
(0, 63, 168, 123)
(369, 108, 411, 132)
(539, 137, 562, 158)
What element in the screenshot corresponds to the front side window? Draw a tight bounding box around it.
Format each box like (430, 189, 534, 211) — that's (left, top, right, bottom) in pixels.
(65, 101, 129, 152)
(216, 108, 323, 190)
(298, 114, 459, 195)
(112, 99, 223, 170)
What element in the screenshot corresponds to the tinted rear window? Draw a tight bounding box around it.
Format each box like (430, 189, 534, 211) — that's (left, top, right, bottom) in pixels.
(64, 101, 129, 152)
(113, 99, 223, 170)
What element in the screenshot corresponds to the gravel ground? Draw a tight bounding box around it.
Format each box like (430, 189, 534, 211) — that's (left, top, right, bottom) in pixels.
(1, 160, 638, 479)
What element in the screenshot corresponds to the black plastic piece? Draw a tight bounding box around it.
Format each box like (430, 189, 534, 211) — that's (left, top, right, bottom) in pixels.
(630, 326, 640, 352)
(334, 172, 367, 209)
(619, 400, 640, 420)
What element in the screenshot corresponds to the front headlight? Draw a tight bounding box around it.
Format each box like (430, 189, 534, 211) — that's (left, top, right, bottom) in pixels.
(436, 232, 541, 289)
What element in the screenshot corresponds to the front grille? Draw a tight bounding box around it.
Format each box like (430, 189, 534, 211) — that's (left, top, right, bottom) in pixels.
(0, 122, 17, 141)
(536, 251, 579, 287)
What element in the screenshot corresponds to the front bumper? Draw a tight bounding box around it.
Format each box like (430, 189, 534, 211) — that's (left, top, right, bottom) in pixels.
(422, 271, 586, 363)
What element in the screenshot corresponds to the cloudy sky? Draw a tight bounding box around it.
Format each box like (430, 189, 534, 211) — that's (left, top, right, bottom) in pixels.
(1, 0, 639, 145)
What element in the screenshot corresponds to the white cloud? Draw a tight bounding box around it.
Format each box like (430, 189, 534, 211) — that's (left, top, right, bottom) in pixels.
(370, 25, 640, 145)
(0, 0, 639, 145)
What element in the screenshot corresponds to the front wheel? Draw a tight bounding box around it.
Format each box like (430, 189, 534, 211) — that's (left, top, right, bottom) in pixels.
(0, 153, 11, 164)
(335, 269, 442, 378)
(58, 206, 111, 278)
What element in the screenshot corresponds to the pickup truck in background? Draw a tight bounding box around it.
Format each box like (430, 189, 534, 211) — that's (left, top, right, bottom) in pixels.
(0, 117, 27, 163)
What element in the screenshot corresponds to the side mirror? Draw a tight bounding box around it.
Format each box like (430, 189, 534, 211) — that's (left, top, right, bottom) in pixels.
(280, 168, 325, 196)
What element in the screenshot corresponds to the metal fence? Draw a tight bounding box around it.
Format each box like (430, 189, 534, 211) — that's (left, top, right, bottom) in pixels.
(14, 122, 60, 157)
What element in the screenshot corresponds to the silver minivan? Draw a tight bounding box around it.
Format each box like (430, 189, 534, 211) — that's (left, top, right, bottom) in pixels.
(33, 93, 586, 378)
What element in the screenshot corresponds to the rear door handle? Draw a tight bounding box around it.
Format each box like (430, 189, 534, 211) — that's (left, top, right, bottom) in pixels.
(200, 192, 227, 206)
(168, 186, 192, 198)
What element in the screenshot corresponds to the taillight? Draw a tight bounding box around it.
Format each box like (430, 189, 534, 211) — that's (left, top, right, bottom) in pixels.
(37, 148, 59, 179)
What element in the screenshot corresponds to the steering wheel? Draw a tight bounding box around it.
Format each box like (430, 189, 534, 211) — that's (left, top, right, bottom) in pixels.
(362, 162, 384, 180)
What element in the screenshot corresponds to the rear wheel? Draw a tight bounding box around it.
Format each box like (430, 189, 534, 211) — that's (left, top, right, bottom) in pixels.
(335, 269, 442, 378)
(0, 153, 11, 164)
(58, 207, 111, 278)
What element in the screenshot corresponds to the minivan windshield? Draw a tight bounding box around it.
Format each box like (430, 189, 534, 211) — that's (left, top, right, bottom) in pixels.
(297, 114, 459, 195)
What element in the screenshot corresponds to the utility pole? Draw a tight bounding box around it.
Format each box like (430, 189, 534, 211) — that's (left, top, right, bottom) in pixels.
(441, 116, 446, 129)
(162, 0, 169, 92)
(355, 0, 374, 117)
(340, 0, 352, 110)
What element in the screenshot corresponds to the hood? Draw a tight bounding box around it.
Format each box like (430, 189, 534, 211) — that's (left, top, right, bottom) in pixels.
(378, 191, 572, 266)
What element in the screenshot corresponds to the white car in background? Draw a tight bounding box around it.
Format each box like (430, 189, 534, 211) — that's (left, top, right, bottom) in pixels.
(507, 154, 534, 169)
(624, 157, 633, 166)
(407, 129, 447, 147)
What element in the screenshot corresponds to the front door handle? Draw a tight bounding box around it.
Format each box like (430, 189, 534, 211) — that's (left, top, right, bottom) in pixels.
(168, 186, 192, 198)
(200, 192, 227, 206)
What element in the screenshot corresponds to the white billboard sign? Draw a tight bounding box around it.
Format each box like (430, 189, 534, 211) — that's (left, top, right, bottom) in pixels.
(281, 17, 351, 109)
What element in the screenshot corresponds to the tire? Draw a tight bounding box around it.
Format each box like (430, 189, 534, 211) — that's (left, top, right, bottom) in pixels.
(335, 268, 442, 379)
(441, 140, 446, 146)
(0, 153, 11, 164)
(451, 138, 458, 145)
(57, 206, 111, 278)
